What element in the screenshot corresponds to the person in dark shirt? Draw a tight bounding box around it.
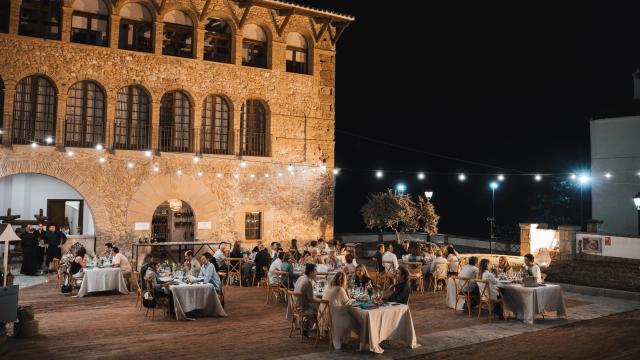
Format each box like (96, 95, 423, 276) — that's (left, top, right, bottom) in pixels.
(254, 243, 272, 285)
(396, 240, 411, 259)
(372, 243, 385, 273)
(384, 267, 411, 304)
(44, 224, 67, 267)
(140, 254, 153, 290)
(34, 223, 46, 270)
(20, 225, 39, 276)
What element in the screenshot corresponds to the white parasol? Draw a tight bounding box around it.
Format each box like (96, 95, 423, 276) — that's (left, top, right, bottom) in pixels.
(0, 224, 21, 287)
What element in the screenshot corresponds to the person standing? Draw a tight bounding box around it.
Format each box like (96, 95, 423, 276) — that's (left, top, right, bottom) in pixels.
(45, 224, 67, 268)
(20, 225, 39, 276)
(34, 223, 46, 270)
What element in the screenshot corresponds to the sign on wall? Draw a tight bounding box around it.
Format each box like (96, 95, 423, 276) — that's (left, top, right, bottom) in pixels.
(582, 237, 603, 254)
(197, 221, 212, 230)
(134, 222, 150, 231)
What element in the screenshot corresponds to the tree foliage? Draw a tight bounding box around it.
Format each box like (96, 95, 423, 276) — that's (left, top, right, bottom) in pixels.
(417, 195, 440, 235)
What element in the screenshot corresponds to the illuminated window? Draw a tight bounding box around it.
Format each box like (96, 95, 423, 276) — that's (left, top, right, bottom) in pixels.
(242, 24, 267, 68)
(204, 18, 231, 63)
(118, 3, 152, 53)
(70, 0, 109, 46)
(201, 95, 231, 154)
(12, 76, 57, 145)
(162, 10, 193, 58)
(114, 85, 150, 150)
(245, 212, 261, 240)
(65, 81, 105, 148)
(160, 91, 192, 152)
(240, 100, 268, 156)
(19, 0, 62, 40)
(286, 32, 308, 74)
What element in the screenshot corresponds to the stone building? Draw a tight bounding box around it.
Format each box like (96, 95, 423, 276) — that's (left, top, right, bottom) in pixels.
(0, 0, 353, 252)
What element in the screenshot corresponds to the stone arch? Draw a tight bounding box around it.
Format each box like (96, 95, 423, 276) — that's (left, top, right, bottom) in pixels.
(0, 159, 111, 243)
(125, 174, 221, 240)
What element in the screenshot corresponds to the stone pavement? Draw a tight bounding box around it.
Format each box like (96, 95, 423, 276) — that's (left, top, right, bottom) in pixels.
(277, 291, 640, 360)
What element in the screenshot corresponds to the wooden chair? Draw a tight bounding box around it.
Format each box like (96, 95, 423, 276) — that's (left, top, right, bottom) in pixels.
(382, 261, 397, 289)
(452, 276, 473, 317)
(288, 291, 306, 341)
(316, 272, 328, 281)
(431, 261, 448, 292)
(266, 276, 281, 304)
(225, 258, 243, 287)
(131, 271, 142, 309)
(144, 278, 168, 321)
(406, 261, 425, 294)
(273, 271, 290, 304)
(316, 299, 333, 350)
(477, 280, 504, 322)
(255, 266, 268, 288)
(52, 258, 62, 287)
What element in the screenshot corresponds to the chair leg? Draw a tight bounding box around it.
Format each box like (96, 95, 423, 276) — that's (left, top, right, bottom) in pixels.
(488, 302, 493, 322)
(477, 302, 482, 320)
(467, 296, 471, 317)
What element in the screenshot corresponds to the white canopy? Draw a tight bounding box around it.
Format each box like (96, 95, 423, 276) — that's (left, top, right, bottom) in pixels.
(0, 224, 21, 287)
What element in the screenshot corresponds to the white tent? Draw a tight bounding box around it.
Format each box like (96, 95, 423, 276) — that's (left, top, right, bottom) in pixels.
(0, 224, 21, 287)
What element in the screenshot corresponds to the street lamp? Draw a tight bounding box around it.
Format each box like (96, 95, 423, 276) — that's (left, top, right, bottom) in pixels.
(424, 191, 433, 201)
(634, 192, 640, 236)
(395, 183, 406, 195)
(488, 181, 499, 254)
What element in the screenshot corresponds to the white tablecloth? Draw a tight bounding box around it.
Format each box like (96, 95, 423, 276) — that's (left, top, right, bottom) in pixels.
(348, 304, 418, 354)
(169, 284, 227, 321)
(76, 268, 128, 297)
(500, 283, 567, 324)
(445, 278, 465, 310)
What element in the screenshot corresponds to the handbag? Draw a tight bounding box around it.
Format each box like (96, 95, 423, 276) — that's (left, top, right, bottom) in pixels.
(142, 290, 156, 308)
(60, 273, 72, 293)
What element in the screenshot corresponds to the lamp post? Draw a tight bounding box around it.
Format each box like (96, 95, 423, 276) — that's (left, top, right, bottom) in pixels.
(634, 192, 640, 236)
(488, 181, 499, 254)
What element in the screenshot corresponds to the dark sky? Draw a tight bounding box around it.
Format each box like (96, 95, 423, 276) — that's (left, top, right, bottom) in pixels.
(297, 1, 640, 237)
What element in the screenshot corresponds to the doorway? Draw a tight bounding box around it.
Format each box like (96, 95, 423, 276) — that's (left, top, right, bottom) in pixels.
(151, 199, 195, 242)
(47, 199, 84, 235)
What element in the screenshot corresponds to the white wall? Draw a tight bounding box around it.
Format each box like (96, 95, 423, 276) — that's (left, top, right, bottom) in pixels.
(576, 233, 640, 260)
(0, 173, 95, 234)
(590, 116, 640, 236)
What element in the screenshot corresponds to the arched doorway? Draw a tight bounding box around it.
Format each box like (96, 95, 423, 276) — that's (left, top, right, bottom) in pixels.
(151, 199, 195, 243)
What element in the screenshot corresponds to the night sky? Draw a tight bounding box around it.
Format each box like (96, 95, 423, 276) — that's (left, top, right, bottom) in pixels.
(297, 1, 640, 238)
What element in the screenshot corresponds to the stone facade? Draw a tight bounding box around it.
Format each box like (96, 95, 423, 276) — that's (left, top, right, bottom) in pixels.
(0, 0, 353, 250)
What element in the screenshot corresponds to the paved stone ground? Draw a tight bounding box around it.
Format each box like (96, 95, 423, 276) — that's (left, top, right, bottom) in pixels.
(5, 275, 639, 360)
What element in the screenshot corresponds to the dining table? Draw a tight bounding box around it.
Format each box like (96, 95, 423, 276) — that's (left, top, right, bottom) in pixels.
(499, 282, 567, 324)
(168, 282, 227, 321)
(347, 302, 418, 354)
(76, 267, 129, 297)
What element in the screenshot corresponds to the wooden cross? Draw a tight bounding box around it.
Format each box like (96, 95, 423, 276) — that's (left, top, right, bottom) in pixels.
(0, 208, 20, 224)
(34, 209, 48, 223)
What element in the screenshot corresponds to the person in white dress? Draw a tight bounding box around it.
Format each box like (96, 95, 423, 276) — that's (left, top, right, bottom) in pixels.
(478, 259, 504, 319)
(523, 253, 543, 283)
(321, 271, 355, 350)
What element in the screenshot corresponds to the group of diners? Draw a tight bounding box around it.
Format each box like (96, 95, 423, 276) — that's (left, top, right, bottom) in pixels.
(66, 242, 132, 284)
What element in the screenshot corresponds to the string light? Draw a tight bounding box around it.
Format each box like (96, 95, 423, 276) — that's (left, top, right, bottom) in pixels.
(45, 136, 53, 144)
(497, 174, 505, 182)
(264, 173, 269, 177)
(250, 174, 256, 179)
(176, 169, 182, 176)
(240, 160, 247, 168)
(333, 168, 340, 175)
(458, 173, 466, 181)
(578, 174, 590, 184)
(287, 165, 294, 172)
(144, 150, 152, 157)
(320, 164, 327, 172)
(417, 172, 425, 180)
(534, 174, 542, 181)
(193, 155, 200, 163)
(197, 171, 203, 177)
(289, 171, 295, 176)
(490, 181, 499, 190)
(153, 165, 160, 172)
(98, 156, 106, 163)
(277, 172, 283, 177)
(233, 174, 239, 179)
(95, 144, 103, 151)
(570, 173, 577, 180)
(66, 150, 74, 157)
(375, 170, 383, 178)
(127, 162, 135, 169)
(216, 173, 223, 178)
(604, 172, 612, 179)
(31, 142, 38, 148)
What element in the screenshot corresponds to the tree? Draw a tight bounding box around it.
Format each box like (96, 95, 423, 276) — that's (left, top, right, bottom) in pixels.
(416, 195, 440, 235)
(361, 189, 418, 244)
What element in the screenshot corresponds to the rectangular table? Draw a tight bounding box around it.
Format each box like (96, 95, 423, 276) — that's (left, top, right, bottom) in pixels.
(348, 303, 418, 354)
(76, 267, 128, 297)
(169, 283, 227, 321)
(499, 283, 567, 324)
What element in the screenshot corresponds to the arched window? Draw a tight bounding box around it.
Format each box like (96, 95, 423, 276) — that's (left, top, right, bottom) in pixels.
(204, 18, 231, 63)
(0, 1, 10, 33)
(242, 24, 268, 68)
(19, 0, 62, 40)
(114, 85, 150, 150)
(240, 100, 268, 156)
(65, 81, 105, 148)
(71, 0, 109, 46)
(162, 10, 193, 58)
(160, 91, 192, 152)
(201, 95, 231, 154)
(119, 3, 153, 53)
(12, 76, 57, 145)
(286, 32, 309, 74)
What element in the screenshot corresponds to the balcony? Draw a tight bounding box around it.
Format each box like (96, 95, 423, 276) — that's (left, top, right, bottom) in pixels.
(200, 126, 233, 155)
(238, 131, 270, 157)
(64, 117, 105, 148)
(113, 121, 150, 151)
(157, 125, 194, 153)
(10, 114, 56, 146)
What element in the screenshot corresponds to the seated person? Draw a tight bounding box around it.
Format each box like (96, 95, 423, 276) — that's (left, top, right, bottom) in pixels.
(214, 243, 229, 271)
(140, 254, 153, 289)
(183, 250, 201, 275)
(280, 253, 298, 287)
(497, 256, 512, 276)
(253, 243, 272, 284)
(523, 253, 542, 283)
(372, 244, 385, 273)
(446, 246, 460, 275)
(321, 271, 354, 350)
(294, 263, 320, 338)
(111, 246, 132, 286)
(326, 250, 342, 269)
(144, 261, 172, 297)
(71, 247, 87, 279)
(407, 246, 424, 263)
(102, 242, 114, 262)
(317, 238, 329, 255)
(343, 253, 357, 275)
(199, 252, 222, 293)
(430, 251, 449, 291)
(299, 250, 313, 265)
(459, 256, 480, 309)
(478, 259, 504, 320)
(353, 264, 373, 288)
(269, 251, 284, 285)
(384, 267, 411, 304)
(310, 248, 324, 264)
(382, 244, 399, 273)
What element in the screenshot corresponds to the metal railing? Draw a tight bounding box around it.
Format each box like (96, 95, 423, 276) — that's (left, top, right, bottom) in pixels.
(113, 121, 150, 151)
(64, 116, 105, 148)
(238, 131, 270, 157)
(10, 114, 57, 146)
(157, 125, 194, 153)
(200, 126, 233, 155)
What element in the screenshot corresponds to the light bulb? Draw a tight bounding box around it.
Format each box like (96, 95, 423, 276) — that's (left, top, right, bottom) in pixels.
(458, 173, 466, 181)
(417, 172, 425, 180)
(375, 170, 383, 179)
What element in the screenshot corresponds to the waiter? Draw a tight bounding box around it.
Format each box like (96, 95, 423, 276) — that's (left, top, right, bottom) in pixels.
(45, 224, 67, 268)
(34, 223, 46, 270)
